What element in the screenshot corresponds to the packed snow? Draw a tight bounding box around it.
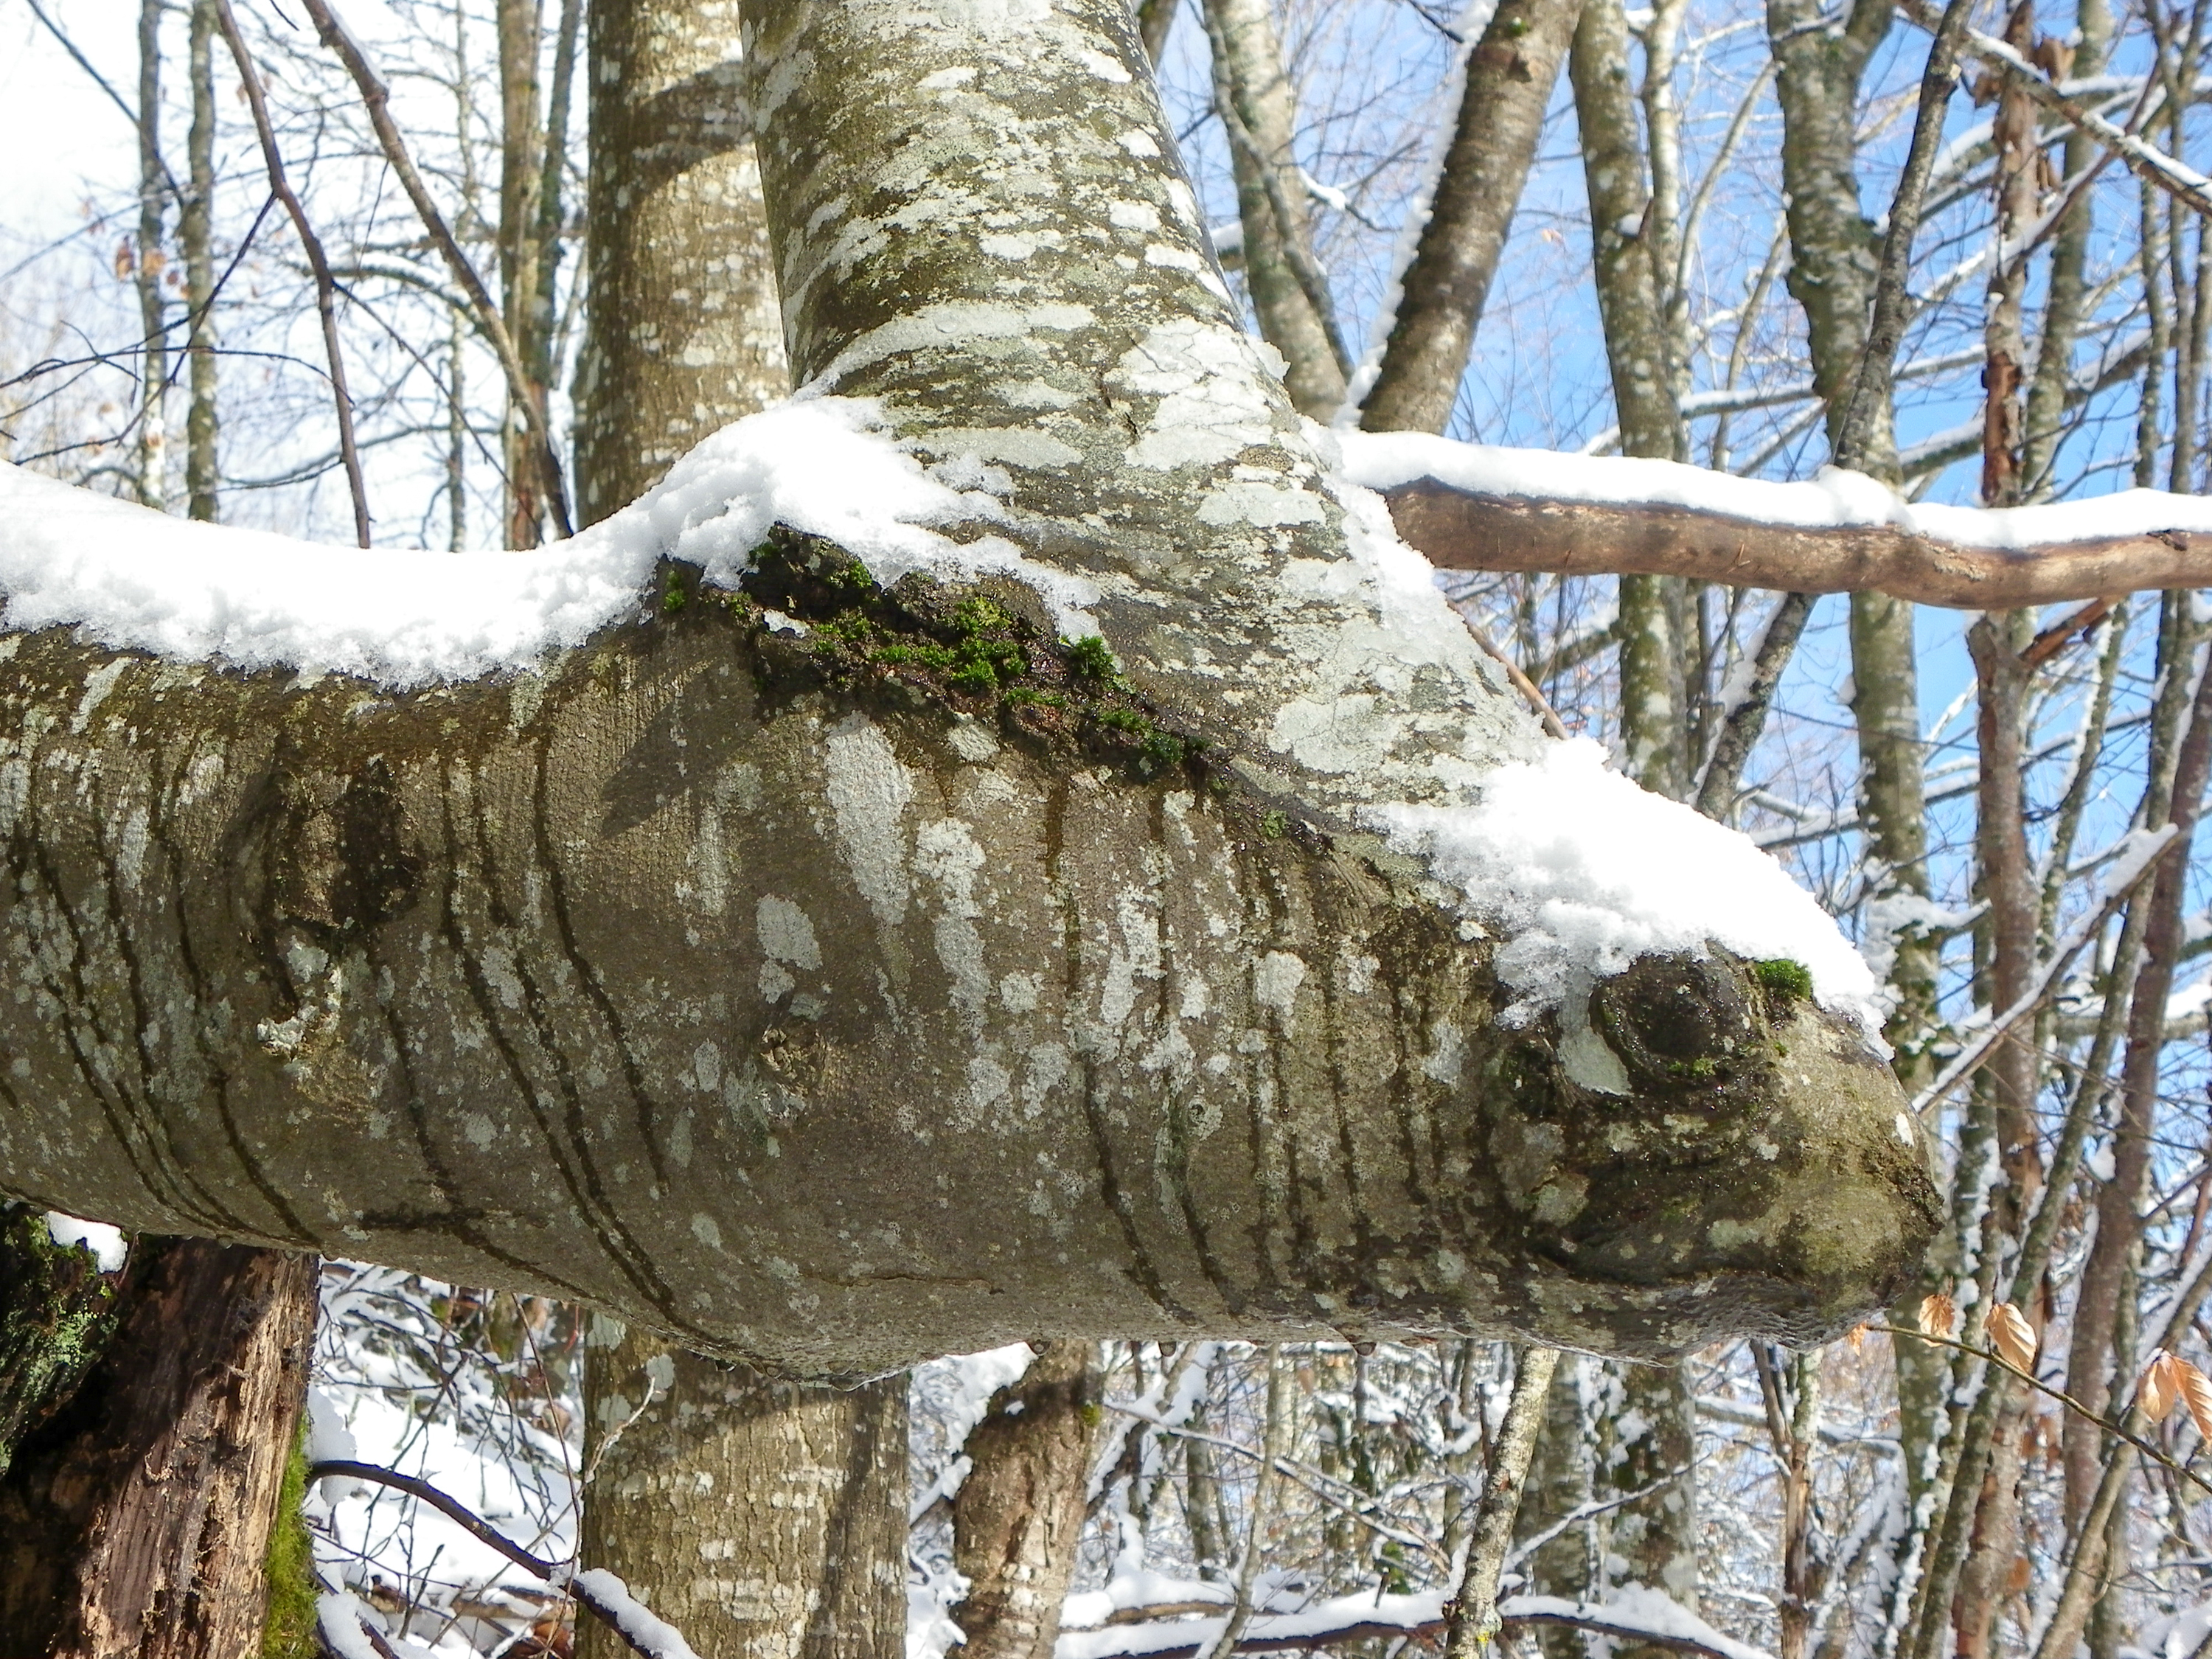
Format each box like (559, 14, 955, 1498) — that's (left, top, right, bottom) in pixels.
(43, 1211, 127, 1272)
(1368, 738, 1885, 1034)
(0, 397, 1097, 688)
(1338, 428, 2212, 550)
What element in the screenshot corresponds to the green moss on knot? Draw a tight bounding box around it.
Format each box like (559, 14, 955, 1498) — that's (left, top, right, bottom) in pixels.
(1754, 959, 1814, 1003)
(1065, 634, 1119, 681)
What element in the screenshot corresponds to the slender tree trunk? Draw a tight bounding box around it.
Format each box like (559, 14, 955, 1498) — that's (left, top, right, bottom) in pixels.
(498, 0, 548, 547)
(1357, 0, 1585, 435)
(183, 0, 219, 524)
(0, 1239, 316, 1659)
(1201, 0, 1346, 415)
(136, 0, 170, 512)
(2021, 0, 2110, 496)
(952, 1340, 1104, 1659)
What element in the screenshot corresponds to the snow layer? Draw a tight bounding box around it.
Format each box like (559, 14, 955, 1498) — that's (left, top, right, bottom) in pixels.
(1369, 739, 1883, 1033)
(571, 1569, 703, 1659)
(1338, 428, 2212, 551)
(0, 398, 1097, 688)
(44, 1211, 126, 1272)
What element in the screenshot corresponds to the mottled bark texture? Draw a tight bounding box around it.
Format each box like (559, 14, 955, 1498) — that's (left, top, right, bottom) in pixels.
(578, 1315, 906, 1659)
(952, 1340, 1102, 1659)
(1357, 0, 1585, 436)
(0, 0, 1935, 1379)
(0, 1238, 316, 1658)
(184, 0, 220, 524)
(570, 44, 904, 1655)
(573, 0, 786, 520)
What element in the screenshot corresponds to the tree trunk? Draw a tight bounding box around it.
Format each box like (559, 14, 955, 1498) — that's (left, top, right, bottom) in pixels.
(498, 0, 548, 547)
(952, 1340, 1103, 1659)
(578, 1317, 907, 1659)
(136, 0, 170, 512)
(0, 1238, 316, 1658)
(183, 0, 219, 524)
(0, 0, 1935, 1376)
(0, 1207, 128, 1472)
(572, 0, 787, 520)
(1357, 0, 1585, 436)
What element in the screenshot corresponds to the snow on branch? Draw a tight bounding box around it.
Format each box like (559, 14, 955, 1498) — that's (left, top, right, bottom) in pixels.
(1339, 431, 2212, 606)
(1054, 1587, 1772, 1659)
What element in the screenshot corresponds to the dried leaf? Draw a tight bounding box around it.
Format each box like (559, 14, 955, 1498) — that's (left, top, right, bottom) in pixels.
(1846, 1324, 1868, 1354)
(2180, 1358, 2212, 1443)
(2142, 1352, 2181, 1423)
(1987, 1302, 2039, 1371)
(1918, 1293, 1958, 1341)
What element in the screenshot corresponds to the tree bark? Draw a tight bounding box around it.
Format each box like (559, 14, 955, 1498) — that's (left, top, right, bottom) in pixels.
(0, 1237, 316, 1658)
(1357, 0, 1585, 436)
(578, 1315, 908, 1659)
(0, 0, 1935, 1377)
(572, 0, 786, 521)
(952, 1340, 1103, 1659)
(498, 0, 548, 547)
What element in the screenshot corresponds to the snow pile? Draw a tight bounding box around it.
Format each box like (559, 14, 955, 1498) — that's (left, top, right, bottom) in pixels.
(1338, 428, 2212, 551)
(1369, 739, 1883, 1032)
(0, 397, 1096, 688)
(43, 1211, 127, 1272)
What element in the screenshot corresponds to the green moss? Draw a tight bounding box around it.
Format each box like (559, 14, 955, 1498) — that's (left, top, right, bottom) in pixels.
(661, 567, 688, 613)
(260, 1427, 319, 1659)
(1259, 810, 1289, 840)
(1753, 959, 1814, 1003)
(1064, 634, 1118, 681)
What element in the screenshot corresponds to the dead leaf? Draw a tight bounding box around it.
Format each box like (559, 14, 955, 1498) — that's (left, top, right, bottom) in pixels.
(1846, 1324, 1868, 1354)
(1918, 1292, 1958, 1340)
(2142, 1352, 2180, 1423)
(1988, 1302, 2038, 1371)
(2179, 1357, 2212, 1442)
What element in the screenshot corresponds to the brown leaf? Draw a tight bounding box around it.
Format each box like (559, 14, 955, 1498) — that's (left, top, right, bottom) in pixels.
(1918, 1293, 1958, 1340)
(1988, 1302, 2039, 1371)
(2141, 1352, 2181, 1423)
(2180, 1357, 2212, 1443)
(1846, 1324, 1868, 1354)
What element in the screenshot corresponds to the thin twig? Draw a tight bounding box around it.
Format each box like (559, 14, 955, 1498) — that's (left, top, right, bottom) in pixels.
(296, 0, 574, 538)
(209, 0, 372, 545)
(305, 1460, 686, 1659)
(1443, 1345, 1560, 1658)
(1452, 604, 1569, 737)
(1910, 821, 2180, 1116)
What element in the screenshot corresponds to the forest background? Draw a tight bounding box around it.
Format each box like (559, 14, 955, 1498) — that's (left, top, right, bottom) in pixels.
(1, 0, 2208, 1658)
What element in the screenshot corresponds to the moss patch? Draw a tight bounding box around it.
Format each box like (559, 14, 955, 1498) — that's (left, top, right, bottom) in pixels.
(732, 531, 1218, 785)
(260, 1430, 319, 1659)
(1753, 959, 1814, 1004)
(0, 1204, 125, 1476)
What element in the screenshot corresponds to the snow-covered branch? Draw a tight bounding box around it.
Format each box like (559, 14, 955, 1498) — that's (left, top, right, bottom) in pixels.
(1344, 432, 2212, 605)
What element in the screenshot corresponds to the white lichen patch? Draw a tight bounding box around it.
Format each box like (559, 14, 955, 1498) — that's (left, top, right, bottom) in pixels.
(822, 717, 914, 929)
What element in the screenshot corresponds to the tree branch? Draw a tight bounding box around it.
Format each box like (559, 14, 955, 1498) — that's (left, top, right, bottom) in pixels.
(296, 0, 574, 538)
(1382, 477, 2212, 605)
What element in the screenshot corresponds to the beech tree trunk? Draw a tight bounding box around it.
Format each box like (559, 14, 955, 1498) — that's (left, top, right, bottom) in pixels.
(0, 1237, 316, 1658)
(579, 1315, 907, 1659)
(0, 0, 1935, 1380)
